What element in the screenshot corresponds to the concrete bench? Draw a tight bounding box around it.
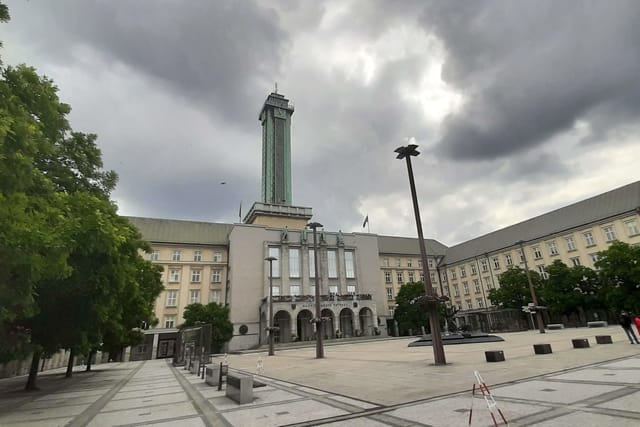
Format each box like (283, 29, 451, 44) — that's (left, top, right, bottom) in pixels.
(546, 324, 564, 330)
(596, 335, 613, 344)
(485, 350, 505, 362)
(587, 321, 608, 328)
(226, 373, 253, 404)
(205, 363, 228, 386)
(533, 344, 552, 354)
(572, 338, 590, 348)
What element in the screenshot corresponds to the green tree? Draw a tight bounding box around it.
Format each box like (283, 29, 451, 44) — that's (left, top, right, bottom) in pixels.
(393, 282, 430, 335)
(488, 267, 542, 309)
(595, 241, 640, 312)
(181, 303, 234, 353)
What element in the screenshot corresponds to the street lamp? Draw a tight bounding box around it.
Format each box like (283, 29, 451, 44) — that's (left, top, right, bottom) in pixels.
(394, 144, 447, 365)
(265, 256, 278, 356)
(307, 221, 324, 359)
(517, 240, 545, 334)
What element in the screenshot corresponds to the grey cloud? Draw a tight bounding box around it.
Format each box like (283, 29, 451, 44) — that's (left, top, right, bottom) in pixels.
(420, 0, 640, 160)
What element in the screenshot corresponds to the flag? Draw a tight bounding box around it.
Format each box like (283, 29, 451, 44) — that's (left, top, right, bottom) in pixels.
(362, 215, 369, 228)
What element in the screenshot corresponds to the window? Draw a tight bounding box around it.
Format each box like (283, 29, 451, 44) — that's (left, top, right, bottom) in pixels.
(272, 285, 281, 296)
(386, 288, 393, 300)
(548, 241, 558, 256)
(408, 271, 415, 282)
(471, 264, 477, 275)
(570, 257, 581, 267)
(213, 252, 222, 262)
(565, 236, 576, 251)
(327, 250, 338, 278)
(474, 279, 481, 293)
(603, 225, 616, 242)
(383, 258, 389, 267)
(463, 282, 469, 295)
(428, 258, 434, 268)
(310, 285, 316, 295)
(190, 290, 200, 304)
(466, 299, 473, 310)
(590, 253, 600, 265)
(150, 250, 159, 261)
(453, 284, 460, 297)
(407, 260, 413, 267)
(347, 284, 356, 294)
(450, 269, 457, 280)
(480, 259, 488, 272)
(492, 257, 500, 270)
(166, 290, 177, 307)
(460, 266, 467, 278)
(210, 290, 221, 304)
(397, 271, 404, 284)
(441, 271, 447, 282)
(309, 249, 316, 278)
(172, 250, 181, 261)
(289, 248, 300, 278)
(537, 265, 548, 279)
(477, 298, 484, 308)
(345, 251, 355, 278)
(211, 269, 222, 283)
(290, 284, 301, 296)
(444, 285, 450, 296)
(384, 271, 392, 283)
(193, 250, 202, 262)
(268, 247, 280, 277)
(329, 285, 338, 294)
(626, 220, 640, 236)
(164, 316, 176, 328)
(169, 269, 181, 283)
(532, 247, 542, 259)
(191, 269, 201, 283)
(504, 254, 513, 266)
(457, 303, 463, 310)
(422, 272, 426, 283)
(518, 250, 525, 263)
(584, 231, 595, 247)
(485, 277, 493, 290)
(388, 307, 395, 316)
(396, 258, 401, 267)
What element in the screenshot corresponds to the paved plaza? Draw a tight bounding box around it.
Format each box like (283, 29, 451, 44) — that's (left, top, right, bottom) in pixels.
(1, 326, 640, 426)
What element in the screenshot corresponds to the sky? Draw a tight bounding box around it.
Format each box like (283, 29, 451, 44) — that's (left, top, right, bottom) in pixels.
(2, 0, 639, 246)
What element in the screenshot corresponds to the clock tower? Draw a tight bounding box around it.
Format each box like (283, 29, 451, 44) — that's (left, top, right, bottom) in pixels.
(260, 91, 294, 205)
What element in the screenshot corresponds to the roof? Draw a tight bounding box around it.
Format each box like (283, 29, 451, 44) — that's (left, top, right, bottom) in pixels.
(126, 217, 232, 246)
(377, 235, 448, 257)
(443, 181, 640, 265)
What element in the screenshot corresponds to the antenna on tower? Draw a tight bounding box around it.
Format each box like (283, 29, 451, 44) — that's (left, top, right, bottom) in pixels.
(274, 82, 278, 94)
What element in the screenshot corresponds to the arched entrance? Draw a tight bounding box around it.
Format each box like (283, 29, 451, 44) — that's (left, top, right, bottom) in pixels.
(321, 309, 335, 339)
(359, 307, 374, 336)
(297, 310, 314, 341)
(339, 308, 354, 337)
(274, 310, 291, 343)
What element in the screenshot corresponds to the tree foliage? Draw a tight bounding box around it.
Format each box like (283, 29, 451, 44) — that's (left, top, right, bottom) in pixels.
(488, 267, 542, 309)
(393, 282, 430, 335)
(596, 241, 640, 312)
(539, 260, 603, 316)
(181, 303, 234, 353)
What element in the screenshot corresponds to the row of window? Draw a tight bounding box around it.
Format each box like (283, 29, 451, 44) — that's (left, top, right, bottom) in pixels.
(384, 270, 436, 285)
(445, 221, 639, 282)
(382, 257, 436, 269)
(451, 299, 487, 311)
(445, 278, 494, 297)
(267, 247, 356, 279)
(165, 268, 223, 283)
(165, 289, 222, 309)
(268, 283, 358, 297)
(150, 249, 224, 263)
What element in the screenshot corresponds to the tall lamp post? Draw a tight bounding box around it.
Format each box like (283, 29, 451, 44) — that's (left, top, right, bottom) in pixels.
(307, 222, 324, 359)
(395, 144, 447, 365)
(265, 256, 278, 355)
(517, 241, 545, 334)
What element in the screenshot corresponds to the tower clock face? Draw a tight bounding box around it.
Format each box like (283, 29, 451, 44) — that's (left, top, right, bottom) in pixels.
(274, 108, 286, 118)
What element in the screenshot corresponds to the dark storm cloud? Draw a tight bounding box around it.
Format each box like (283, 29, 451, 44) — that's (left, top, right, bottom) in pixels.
(6, 0, 287, 129)
(420, 0, 640, 160)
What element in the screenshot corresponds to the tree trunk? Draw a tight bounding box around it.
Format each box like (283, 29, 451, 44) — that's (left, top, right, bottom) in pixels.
(25, 350, 42, 391)
(85, 350, 94, 372)
(65, 348, 75, 378)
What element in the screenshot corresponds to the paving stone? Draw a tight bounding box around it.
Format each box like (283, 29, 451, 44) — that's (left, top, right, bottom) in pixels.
(221, 399, 347, 427)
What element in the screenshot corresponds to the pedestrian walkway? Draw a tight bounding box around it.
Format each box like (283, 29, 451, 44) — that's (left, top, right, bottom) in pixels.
(1, 326, 639, 426)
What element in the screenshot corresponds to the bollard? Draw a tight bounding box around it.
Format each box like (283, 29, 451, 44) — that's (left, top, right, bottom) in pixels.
(217, 362, 223, 391)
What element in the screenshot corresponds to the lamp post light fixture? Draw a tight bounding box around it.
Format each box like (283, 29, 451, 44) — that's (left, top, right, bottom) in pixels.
(307, 221, 325, 359)
(394, 144, 447, 365)
(517, 240, 546, 334)
(265, 256, 279, 356)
